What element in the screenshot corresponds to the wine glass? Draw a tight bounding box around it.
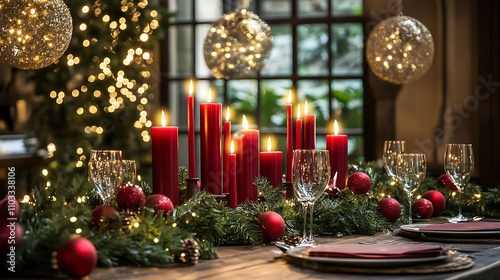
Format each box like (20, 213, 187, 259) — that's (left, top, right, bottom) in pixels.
(88, 150, 123, 204)
(292, 149, 331, 246)
(122, 159, 137, 184)
(444, 144, 474, 223)
(396, 153, 426, 224)
(383, 140, 406, 180)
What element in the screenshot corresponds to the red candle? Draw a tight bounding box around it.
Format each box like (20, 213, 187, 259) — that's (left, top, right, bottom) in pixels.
(326, 120, 348, 189)
(303, 100, 316, 149)
(228, 140, 237, 208)
(200, 89, 222, 194)
(295, 103, 302, 150)
(187, 80, 196, 178)
(260, 136, 283, 188)
(223, 107, 231, 193)
(151, 110, 179, 205)
(234, 115, 260, 204)
(286, 90, 293, 182)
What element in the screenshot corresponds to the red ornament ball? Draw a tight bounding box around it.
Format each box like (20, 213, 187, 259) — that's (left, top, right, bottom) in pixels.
(257, 211, 286, 242)
(422, 190, 446, 217)
(0, 195, 20, 220)
(438, 174, 458, 192)
(348, 172, 372, 194)
(146, 194, 174, 216)
(90, 204, 120, 227)
(378, 198, 401, 221)
(413, 198, 434, 219)
(57, 236, 98, 279)
(116, 183, 146, 211)
(0, 221, 24, 254)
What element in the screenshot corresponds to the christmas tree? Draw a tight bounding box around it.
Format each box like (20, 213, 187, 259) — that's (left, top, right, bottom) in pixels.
(31, 0, 166, 175)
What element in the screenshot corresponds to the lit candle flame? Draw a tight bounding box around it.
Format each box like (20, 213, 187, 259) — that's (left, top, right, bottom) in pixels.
(189, 79, 193, 96)
(288, 90, 292, 104)
(267, 136, 272, 152)
(230, 140, 234, 154)
(297, 103, 301, 119)
(334, 120, 339, 135)
(207, 88, 212, 103)
(304, 100, 308, 115)
(161, 110, 167, 127)
(226, 106, 230, 121)
(242, 115, 248, 129)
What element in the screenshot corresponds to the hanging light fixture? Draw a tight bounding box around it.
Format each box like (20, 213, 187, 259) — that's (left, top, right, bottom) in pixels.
(366, 3, 434, 85)
(0, 0, 73, 70)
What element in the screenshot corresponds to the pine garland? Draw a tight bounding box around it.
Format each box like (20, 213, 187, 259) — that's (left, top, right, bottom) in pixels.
(10, 161, 500, 277)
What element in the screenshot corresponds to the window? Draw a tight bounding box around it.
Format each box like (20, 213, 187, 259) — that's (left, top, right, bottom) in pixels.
(162, 0, 365, 169)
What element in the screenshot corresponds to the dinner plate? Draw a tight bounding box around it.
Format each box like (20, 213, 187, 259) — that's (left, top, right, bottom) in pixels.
(400, 224, 500, 238)
(286, 246, 449, 268)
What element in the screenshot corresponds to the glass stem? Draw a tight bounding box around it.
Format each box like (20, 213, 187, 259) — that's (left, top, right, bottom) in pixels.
(408, 200, 412, 224)
(301, 203, 308, 242)
(457, 184, 463, 216)
(309, 203, 315, 242)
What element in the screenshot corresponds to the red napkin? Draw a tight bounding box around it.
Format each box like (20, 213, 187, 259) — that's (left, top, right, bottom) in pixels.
(421, 222, 500, 232)
(307, 244, 443, 259)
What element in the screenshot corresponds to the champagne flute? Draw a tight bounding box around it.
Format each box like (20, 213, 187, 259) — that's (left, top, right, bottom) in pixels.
(396, 153, 426, 224)
(383, 140, 406, 180)
(122, 159, 137, 185)
(444, 144, 474, 223)
(292, 149, 331, 246)
(88, 150, 123, 204)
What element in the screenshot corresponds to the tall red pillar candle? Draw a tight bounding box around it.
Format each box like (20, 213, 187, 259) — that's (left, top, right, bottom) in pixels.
(295, 103, 302, 150)
(302, 100, 316, 149)
(223, 107, 231, 193)
(235, 115, 260, 204)
(228, 140, 237, 208)
(200, 89, 222, 194)
(286, 91, 293, 182)
(260, 137, 283, 187)
(151, 110, 179, 205)
(187, 80, 196, 178)
(326, 120, 348, 189)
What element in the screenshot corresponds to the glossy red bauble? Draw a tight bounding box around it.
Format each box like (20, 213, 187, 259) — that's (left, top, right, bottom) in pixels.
(116, 183, 146, 211)
(57, 236, 98, 279)
(257, 211, 286, 242)
(378, 198, 402, 221)
(422, 190, 446, 217)
(348, 172, 372, 194)
(413, 198, 434, 219)
(146, 194, 174, 216)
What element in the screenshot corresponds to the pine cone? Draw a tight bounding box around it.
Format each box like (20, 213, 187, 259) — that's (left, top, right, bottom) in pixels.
(120, 211, 134, 233)
(178, 238, 200, 265)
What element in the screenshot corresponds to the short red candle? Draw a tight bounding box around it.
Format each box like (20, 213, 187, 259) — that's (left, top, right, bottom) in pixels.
(295, 103, 302, 150)
(223, 107, 231, 193)
(260, 137, 283, 188)
(234, 115, 260, 204)
(326, 120, 348, 189)
(286, 91, 293, 182)
(151, 111, 179, 205)
(303, 101, 316, 149)
(228, 140, 237, 208)
(200, 90, 222, 194)
(187, 80, 196, 178)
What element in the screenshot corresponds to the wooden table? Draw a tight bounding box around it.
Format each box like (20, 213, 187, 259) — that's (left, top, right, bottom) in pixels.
(89, 230, 500, 280)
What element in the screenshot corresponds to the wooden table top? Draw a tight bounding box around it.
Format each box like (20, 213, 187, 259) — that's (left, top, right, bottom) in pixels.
(89, 230, 500, 280)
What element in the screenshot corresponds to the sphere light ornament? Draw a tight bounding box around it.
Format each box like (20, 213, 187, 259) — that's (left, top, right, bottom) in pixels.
(203, 9, 273, 79)
(0, 0, 73, 70)
(366, 15, 434, 85)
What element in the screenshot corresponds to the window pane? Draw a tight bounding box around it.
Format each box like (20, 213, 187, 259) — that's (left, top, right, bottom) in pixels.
(331, 0, 363, 16)
(169, 0, 192, 21)
(298, 24, 329, 76)
(298, 0, 327, 18)
(297, 80, 329, 128)
(196, 24, 211, 77)
(169, 26, 193, 76)
(260, 80, 292, 127)
(261, 25, 292, 76)
(195, 0, 222, 21)
(331, 79, 363, 129)
(226, 80, 258, 127)
(331, 23, 363, 75)
(348, 135, 363, 159)
(260, 0, 291, 18)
